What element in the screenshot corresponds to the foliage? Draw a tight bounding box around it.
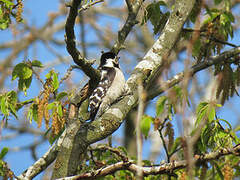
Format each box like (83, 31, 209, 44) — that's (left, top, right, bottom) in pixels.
(0, 0, 23, 30)
(0, 147, 13, 179)
(1, 59, 69, 143)
(141, 1, 169, 34)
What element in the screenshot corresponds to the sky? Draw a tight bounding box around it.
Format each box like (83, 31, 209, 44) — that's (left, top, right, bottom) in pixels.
(0, 0, 240, 179)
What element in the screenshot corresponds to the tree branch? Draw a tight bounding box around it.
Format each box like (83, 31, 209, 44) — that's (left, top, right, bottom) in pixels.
(56, 144, 240, 179)
(111, 0, 143, 54)
(147, 46, 240, 100)
(17, 129, 70, 179)
(17, 143, 58, 179)
(78, 0, 104, 12)
(65, 0, 99, 80)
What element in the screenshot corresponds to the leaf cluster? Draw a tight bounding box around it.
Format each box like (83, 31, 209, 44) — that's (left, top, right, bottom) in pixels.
(27, 70, 68, 140)
(12, 60, 43, 94)
(192, 9, 235, 62)
(0, 0, 23, 30)
(8, 60, 69, 143)
(141, 1, 170, 35)
(194, 101, 239, 154)
(0, 91, 18, 121)
(0, 147, 13, 179)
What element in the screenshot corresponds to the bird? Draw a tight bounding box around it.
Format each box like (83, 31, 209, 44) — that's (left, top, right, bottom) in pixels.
(89, 52, 125, 121)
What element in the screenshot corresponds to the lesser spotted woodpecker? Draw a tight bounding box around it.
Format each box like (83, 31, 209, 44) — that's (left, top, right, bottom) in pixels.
(89, 52, 125, 121)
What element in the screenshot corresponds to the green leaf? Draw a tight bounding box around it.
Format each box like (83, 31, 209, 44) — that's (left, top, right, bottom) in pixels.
(27, 106, 33, 123)
(142, 1, 168, 34)
(47, 102, 55, 110)
(28, 103, 39, 123)
(214, 162, 224, 179)
(0, 0, 14, 6)
(196, 102, 208, 115)
(9, 103, 17, 119)
(0, 147, 8, 159)
(169, 137, 181, 155)
(156, 96, 167, 116)
(57, 103, 63, 117)
(140, 115, 153, 138)
(18, 76, 32, 93)
(45, 71, 51, 79)
(31, 60, 43, 68)
(214, 0, 223, 5)
(208, 106, 215, 122)
(32, 104, 38, 123)
(117, 146, 128, 156)
(56, 92, 68, 101)
(0, 22, 8, 30)
(195, 102, 208, 125)
(0, 96, 8, 115)
(12, 63, 32, 80)
(219, 118, 232, 130)
(224, 12, 235, 22)
(52, 71, 59, 91)
(7, 91, 17, 104)
(192, 39, 202, 58)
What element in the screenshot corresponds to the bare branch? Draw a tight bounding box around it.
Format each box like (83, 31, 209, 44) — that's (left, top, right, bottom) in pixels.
(56, 144, 240, 180)
(65, 0, 99, 80)
(89, 145, 128, 162)
(79, 0, 104, 12)
(158, 119, 170, 163)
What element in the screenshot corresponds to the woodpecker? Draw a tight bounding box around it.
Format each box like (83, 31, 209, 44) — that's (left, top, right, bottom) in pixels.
(89, 52, 125, 120)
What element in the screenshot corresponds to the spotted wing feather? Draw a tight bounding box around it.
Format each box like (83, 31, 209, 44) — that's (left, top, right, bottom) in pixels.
(89, 68, 116, 120)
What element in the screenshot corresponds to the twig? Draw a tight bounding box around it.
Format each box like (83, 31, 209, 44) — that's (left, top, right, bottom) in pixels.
(79, 0, 104, 12)
(136, 79, 144, 179)
(32, 68, 44, 85)
(158, 119, 170, 163)
(90, 145, 128, 162)
(59, 65, 87, 84)
(209, 36, 238, 48)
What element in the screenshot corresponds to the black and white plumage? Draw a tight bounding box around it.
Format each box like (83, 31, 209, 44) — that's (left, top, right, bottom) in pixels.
(89, 52, 125, 121)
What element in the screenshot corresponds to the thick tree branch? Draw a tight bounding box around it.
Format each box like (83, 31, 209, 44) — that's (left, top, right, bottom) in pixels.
(65, 0, 99, 80)
(56, 144, 240, 179)
(73, 0, 196, 147)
